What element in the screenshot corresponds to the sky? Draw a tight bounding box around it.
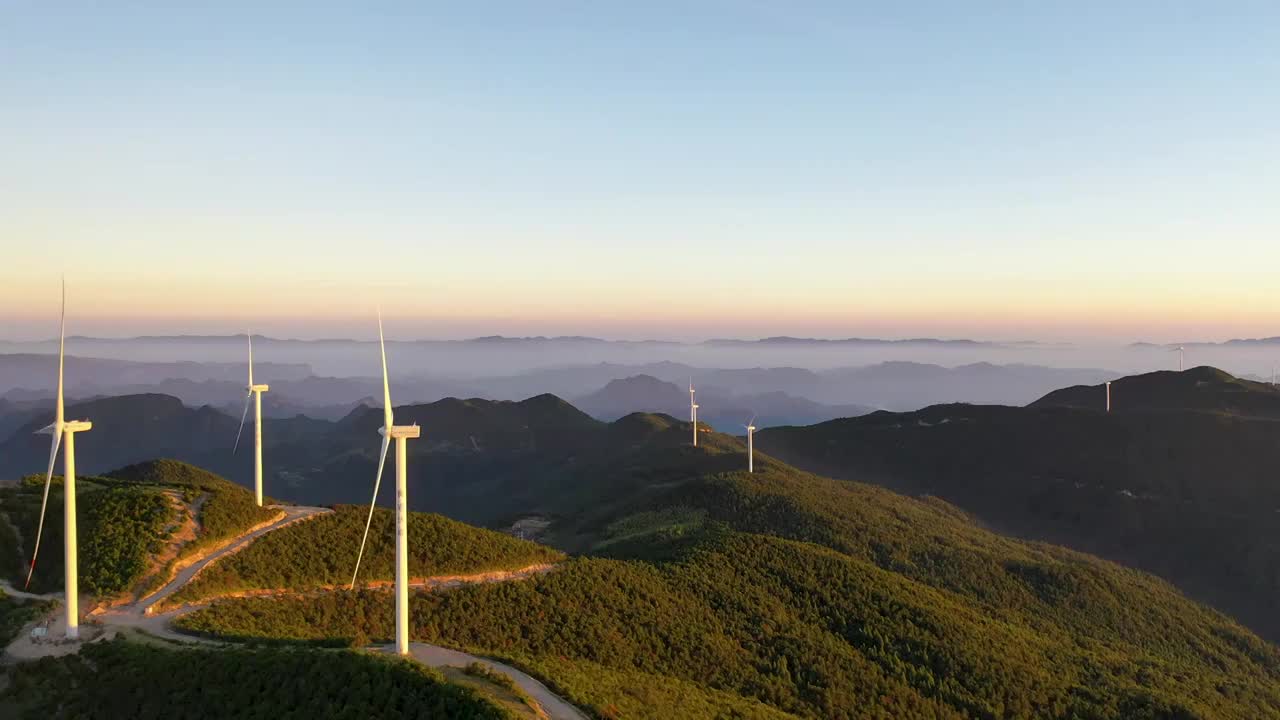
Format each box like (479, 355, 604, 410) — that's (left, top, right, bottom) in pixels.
(2, 2, 1278, 342)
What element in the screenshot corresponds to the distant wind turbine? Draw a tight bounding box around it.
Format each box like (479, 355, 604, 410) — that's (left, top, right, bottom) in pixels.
(1105, 381, 1112, 413)
(689, 379, 698, 447)
(744, 415, 757, 473)
(1175, 346, 1185, 372)
(233, 332, 270, 507)
(26, 280, 92, 640)
(350, 312, 420, 656)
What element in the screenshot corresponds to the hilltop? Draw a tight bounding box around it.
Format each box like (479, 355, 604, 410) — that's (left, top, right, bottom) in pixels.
(1033, 365, 1280, 417)
(161, 504, 563, 610)
(0, 459, 278, 598)
(759, 366, 1280, 642)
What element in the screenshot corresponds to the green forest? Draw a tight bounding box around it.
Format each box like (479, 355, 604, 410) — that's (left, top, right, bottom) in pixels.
(0, 459, 277, 597)
(106, 459, 279, 558)
(0, 638, 515, 720)
(163, 505, 563, 609)
(757, 386, 1280, 643)
(178, 463, 1280, 719)
(0, 476, 175, 595)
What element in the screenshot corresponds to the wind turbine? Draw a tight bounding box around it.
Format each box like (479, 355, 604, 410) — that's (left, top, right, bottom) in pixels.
(232, 332, 269, 507)
(1174, 346, 1185, 372)
(744, 415, 756, 472)
(26, 280, 92, 640)
(350, 312, 419, 656)
(1105, 381, 1112, 413)
(689, 379, 698, 447)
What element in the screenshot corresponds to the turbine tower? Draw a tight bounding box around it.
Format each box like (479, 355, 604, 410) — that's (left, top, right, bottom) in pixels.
(26, 281, 92, 640)
(233, 333, 270, 506)
(744, 415, 757, 473)
(689, 379, 698, 447)
(350, 313, 419, 656)
(1175, 346, 1185, 372)
(1105, 381, 1111, 413)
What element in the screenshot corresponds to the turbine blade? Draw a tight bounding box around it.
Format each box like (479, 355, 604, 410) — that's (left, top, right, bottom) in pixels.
(56, 279, 65, 427)
(232, 391, 252, 453)
(25, 430, 62, 589)
(379, 311, 393, 428)
(247, 331, 254, 387)
(350, 434, 391, 589)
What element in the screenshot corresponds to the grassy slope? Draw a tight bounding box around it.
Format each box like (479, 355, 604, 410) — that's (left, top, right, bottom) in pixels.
(0, 638, 515, 720)
(179, 454, 1280, 719)
(165, 505, 564, 608)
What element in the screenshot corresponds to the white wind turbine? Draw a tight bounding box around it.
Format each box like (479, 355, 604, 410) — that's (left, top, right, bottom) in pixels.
(233, 332, 270, 507)
(26, 281, 92, 640)
(744, 415, 757, 473)
(1174, 346, 1185, 372)
(689, 379, 699, 447)
(350, 313, 420, 656)
(1105, 381, 1112, 413)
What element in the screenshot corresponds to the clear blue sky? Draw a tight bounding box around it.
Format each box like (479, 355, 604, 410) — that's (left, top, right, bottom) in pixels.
(3, 2, 1278, 341)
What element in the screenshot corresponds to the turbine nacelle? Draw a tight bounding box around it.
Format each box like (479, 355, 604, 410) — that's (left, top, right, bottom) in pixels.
(248, 383, 270, 393)
(387, 425, 421, 440)
(38, 419, 91, 436)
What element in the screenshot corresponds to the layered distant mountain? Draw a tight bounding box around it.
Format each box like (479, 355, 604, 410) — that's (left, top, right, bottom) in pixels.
(3, 346, 1124, 417)
(0, 352, 310, 390)
(0, 394, 244, 480)
(758, 366, 1280, 642)
(574, 374, 873, 428)
(0, 334, 1073, 380)
(0, 394, 333, 482)
(478, 360, 1115, 410)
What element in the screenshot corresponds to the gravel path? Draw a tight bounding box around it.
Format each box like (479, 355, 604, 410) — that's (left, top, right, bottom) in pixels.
(401, 643, 589, 720)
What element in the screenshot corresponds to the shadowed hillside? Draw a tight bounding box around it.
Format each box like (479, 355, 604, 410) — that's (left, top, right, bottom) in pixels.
(0, 394, 244, 481)
(1034, 365, 1280, 417)
(758, 366, 1280, 642)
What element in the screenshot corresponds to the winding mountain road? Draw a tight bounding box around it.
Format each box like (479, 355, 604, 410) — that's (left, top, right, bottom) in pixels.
(3, 503, 589, 719)
(133, 504, 330, 615)
(402, 644, 589, 720)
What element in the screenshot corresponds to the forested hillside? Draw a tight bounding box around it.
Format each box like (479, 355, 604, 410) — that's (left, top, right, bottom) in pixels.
(178, 459, 1280, 719)
(0, 460, 277, 598)
(1034, 366, 1280, 416)
(0, 639, 515, 720)
(163, 505, 563, 609)
(757, 368, 1280, 642)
